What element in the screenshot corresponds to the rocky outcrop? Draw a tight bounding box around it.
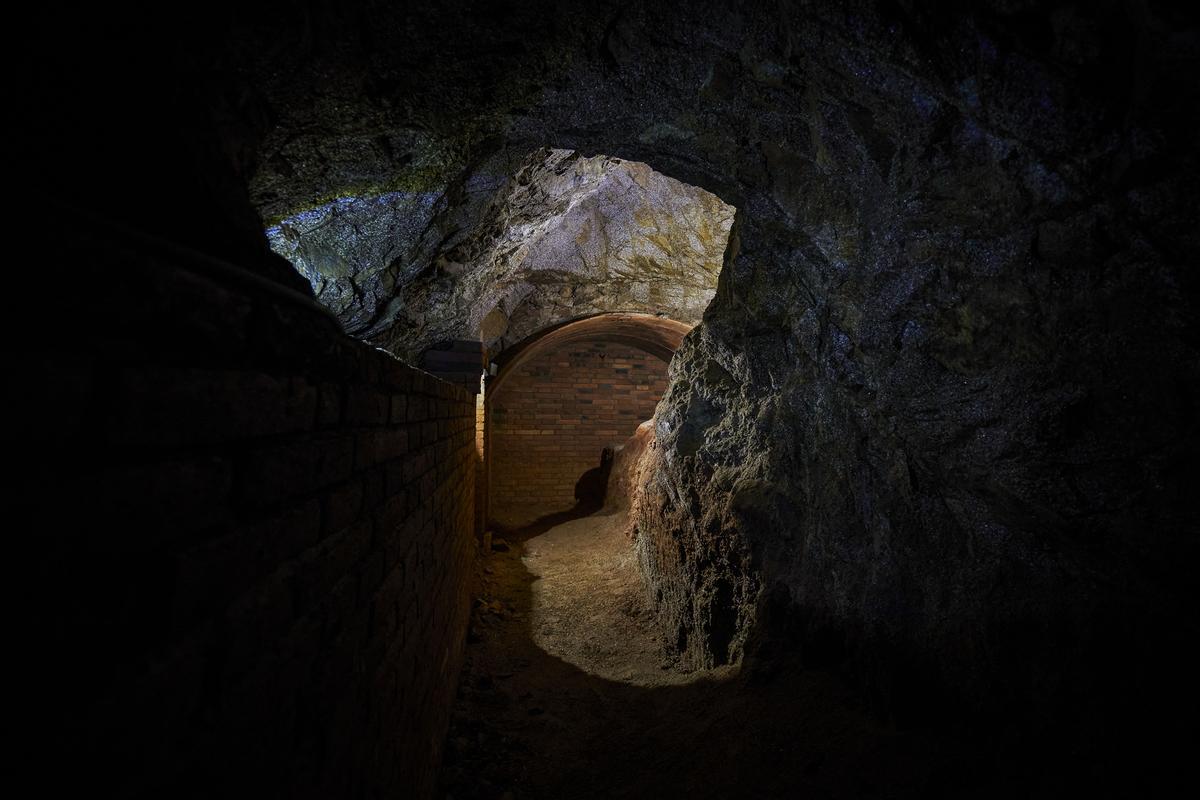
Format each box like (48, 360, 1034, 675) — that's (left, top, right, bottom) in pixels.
(266, 191, 441, 335)
(604, 420, 655, 518)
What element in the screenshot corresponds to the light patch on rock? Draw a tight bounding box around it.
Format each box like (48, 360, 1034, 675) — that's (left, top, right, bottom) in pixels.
(380, 148, 735, 359)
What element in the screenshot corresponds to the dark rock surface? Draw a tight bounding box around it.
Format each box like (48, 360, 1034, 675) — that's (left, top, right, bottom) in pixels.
(266, 191, 441, 336)
(235, 0, 1200, 763)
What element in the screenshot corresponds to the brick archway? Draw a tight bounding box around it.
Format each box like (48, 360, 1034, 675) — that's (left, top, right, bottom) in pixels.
(481, 313, 692, 526)
(489, 312, 692, 395)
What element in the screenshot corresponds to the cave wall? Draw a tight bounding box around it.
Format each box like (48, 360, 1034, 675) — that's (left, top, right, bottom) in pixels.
(228, 0, 1197, 756)
(16, 226, 476, 796)
(603, 4, 1200, 734)
(266, 191, 441, 336)
(17, 11, 489, 794)
(489, 341, 669, 519)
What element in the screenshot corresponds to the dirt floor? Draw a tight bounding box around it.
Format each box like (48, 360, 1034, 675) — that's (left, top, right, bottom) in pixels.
(436, 508, 995, 800)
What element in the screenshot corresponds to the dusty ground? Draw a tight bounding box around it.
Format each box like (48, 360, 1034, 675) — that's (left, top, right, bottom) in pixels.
(437, 509, 997, 800)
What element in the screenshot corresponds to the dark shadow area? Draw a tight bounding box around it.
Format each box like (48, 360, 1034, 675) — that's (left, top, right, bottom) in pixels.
(491, 449, 617, 542)
(572, 447, 613, 508)
(438, 511, 1107, 800)
(491, 503, 603, 545)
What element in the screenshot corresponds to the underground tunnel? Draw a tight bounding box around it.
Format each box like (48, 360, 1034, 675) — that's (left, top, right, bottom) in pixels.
(13, 1, 1200, 797)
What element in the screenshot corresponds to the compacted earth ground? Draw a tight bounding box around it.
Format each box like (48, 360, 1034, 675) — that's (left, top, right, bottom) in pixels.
(436, 509, 1009, 800)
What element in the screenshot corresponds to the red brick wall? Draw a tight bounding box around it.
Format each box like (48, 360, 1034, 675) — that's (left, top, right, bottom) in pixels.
(489, 341, 670, 517)
(19, 230, 477, 799)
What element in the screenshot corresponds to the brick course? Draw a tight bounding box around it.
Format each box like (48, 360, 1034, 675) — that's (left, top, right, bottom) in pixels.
(489, 341, 669, 516)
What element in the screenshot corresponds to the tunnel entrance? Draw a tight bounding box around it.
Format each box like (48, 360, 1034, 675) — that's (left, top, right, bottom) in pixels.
(488, 339, 665, 522)
(481, 313, 691, 528)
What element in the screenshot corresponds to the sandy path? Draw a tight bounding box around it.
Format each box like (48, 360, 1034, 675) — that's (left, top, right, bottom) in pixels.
(437, 510, 974, 800)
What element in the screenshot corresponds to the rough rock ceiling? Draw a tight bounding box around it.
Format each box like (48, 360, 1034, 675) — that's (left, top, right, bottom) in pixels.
(268, 148, 734, 362)
(266, 191, 440, 333)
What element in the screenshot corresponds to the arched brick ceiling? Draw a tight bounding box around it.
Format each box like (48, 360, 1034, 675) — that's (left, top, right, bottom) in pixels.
(488, 312, 691, 397)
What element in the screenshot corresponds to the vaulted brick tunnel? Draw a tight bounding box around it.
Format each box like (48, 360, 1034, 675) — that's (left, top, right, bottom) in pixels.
(15, 2, 1199, 798)
(485, 313, 689, 524)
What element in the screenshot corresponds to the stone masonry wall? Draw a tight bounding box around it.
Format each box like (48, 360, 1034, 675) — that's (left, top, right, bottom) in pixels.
(18, 228, 476, 798)
(489, 342, 668, 517)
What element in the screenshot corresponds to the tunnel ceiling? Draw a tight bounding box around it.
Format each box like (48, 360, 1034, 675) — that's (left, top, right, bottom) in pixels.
(266, 147, 733, 361)
(231, 0, 1200, 718)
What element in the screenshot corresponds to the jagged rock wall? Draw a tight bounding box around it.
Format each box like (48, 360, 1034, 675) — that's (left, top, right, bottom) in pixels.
(265, 192, 441, 335)
(265, 148, 734, 362)
(230, 0, 1198, 745)
(604, 419, 655, 518)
